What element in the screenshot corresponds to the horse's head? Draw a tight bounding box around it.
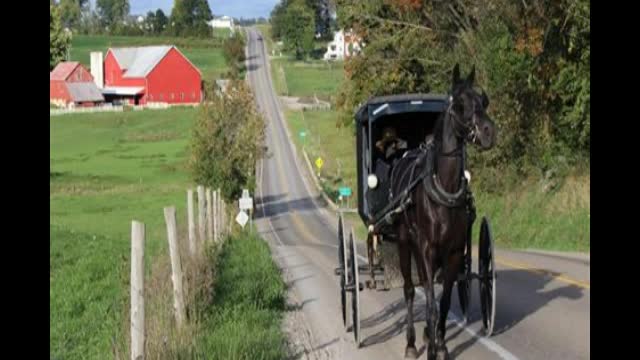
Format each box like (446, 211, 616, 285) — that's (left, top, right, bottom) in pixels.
(449, 64, 496, 150)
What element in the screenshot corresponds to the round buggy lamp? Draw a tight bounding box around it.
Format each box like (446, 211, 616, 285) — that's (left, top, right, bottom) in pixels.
(367, 174, 378, 189)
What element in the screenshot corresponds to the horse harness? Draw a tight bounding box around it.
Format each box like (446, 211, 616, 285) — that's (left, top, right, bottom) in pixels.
(370, 139, 476, 235)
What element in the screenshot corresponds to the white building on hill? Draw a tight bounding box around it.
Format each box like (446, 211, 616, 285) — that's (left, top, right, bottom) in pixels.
(208, 16, 234, 29)
(323, 29, 362, 61)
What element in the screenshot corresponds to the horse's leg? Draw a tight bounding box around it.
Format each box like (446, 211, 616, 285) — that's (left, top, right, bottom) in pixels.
(416, 245, 437, 360)
(398, 224, 417, 358)
(367, 233, 377, 289)
(435, 251, 462, 360)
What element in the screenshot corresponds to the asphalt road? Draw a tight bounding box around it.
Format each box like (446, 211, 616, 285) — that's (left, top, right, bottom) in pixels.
(245, 28, 590, 360)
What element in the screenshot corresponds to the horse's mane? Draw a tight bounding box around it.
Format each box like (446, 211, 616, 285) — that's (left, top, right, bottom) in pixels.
(432, 102, 448, 144)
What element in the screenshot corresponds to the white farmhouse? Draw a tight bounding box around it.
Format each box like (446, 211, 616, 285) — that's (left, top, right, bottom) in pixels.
(207, 16, 234, 29)
(323, 29, 361, 61)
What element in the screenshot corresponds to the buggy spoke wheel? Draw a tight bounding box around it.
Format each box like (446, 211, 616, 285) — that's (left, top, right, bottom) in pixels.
(478, 217, 496, 337)
(457, 223, 472, 324)
(349, 228, 361, 347)
(338, 214, 348, 327)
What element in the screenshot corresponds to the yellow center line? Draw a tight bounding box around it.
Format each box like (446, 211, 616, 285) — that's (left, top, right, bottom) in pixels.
(268, 95, 321, 246)
(492, 256, 590, 290)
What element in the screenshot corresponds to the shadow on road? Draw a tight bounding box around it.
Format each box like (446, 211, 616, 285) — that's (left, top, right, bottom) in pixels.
(256, 195, 326, 219)
(490, 268, 585, 336)
(286, 298, 317, 312)
(255, 193, 288, 207)
(246, 63, 261, 72)
(286, 274, 315, 288)
(356, 268, 585, 357)
(287, 337, 339, 360)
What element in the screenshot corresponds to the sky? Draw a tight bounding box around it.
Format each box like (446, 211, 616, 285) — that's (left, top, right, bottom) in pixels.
(89, 0, 280, 19)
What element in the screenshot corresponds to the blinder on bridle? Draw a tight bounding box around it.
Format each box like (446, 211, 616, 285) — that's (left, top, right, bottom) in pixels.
(447, 87, 488, 145)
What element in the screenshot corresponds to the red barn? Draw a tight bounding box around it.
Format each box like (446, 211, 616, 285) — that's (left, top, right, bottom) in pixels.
(102, 46, 202, 105)
(50, 62, 105, 107)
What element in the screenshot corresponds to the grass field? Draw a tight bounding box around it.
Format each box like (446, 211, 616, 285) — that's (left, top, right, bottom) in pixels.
(71, 35, 228, 81)
(194, 231, 287, 359)
(212, 27, 232, 39)
(270, 58, 344, 99)
(50, 108, 197, 358)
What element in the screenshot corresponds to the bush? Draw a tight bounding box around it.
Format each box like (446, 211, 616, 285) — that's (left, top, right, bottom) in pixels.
(222, 32, 247, 79)
(189, 80, 266, 201)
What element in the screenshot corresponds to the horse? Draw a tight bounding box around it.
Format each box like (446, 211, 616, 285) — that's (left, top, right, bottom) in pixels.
(389, 64, 496, 359)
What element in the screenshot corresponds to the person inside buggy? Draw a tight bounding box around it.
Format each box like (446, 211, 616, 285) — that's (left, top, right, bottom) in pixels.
(375, 127, 408, 164)
(372, 126, 470, 194)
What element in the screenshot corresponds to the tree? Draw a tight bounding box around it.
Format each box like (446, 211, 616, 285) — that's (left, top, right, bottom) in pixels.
(223, 32, 247, 79)
(190, 81, 266, 200)
(270, 0, 291, 40)
(305, 0, 331, 38)
(170, 0, 212, 37)
(96, 0, 130, 27)
(50, 3, 71, 70)
(336, 0, 590, 179)
(144, 11, 156, 34)
(59, 0, 81, 28)
(282, 0, 315, 59)
(154, 9, 168, 34)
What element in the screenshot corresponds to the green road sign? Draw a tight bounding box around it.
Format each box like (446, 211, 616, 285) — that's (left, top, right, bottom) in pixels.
(339, 187, 352, 197)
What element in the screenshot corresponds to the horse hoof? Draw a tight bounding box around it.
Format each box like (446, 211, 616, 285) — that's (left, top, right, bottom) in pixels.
(366, 280, 377, 290)
(404, 346, 418, 359)
(427, 348, 437, 360)
(436, 347, 450, 360)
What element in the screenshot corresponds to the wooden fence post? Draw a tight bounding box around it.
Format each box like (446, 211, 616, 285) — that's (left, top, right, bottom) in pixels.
(216, 189, 222, 239)
(206, 188, 213, 243)
(187, 189, 196, 257)
(131, 221, 145, 360)
(222, 200, 227, 236)
(213, 189, 218, 243)
(164, 206, 186, 328)
(197, 185, 206, 246)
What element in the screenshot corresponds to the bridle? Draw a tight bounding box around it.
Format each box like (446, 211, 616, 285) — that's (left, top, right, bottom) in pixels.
(445, 93, 483, 148)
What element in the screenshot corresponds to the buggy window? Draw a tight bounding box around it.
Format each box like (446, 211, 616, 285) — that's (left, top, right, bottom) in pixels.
(371, 111, 439, 170)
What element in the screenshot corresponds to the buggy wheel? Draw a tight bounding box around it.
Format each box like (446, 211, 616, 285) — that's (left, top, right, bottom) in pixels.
(478, 217, 496, 337)
(338, 213, 348, 327)
(349, 228, 361, 347)
(457, 245, 471, 324)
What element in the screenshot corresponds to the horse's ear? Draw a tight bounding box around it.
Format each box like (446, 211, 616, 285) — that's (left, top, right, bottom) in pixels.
(452, 63, 461, 85)
(466, 65, 476, 86)
(481, 89, 489, 108)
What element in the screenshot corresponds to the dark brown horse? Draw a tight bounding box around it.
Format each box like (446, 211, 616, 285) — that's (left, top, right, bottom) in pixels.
(389, 64, 496, 359)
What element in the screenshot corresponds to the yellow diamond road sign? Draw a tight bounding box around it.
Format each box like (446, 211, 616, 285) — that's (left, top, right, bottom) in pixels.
(315, 157, 324, 169)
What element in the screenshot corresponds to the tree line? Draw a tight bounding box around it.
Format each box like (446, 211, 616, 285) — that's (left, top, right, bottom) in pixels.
(335, 0, 589, 181)
(270, 0, 334, 59)
(51, 0, 216, 38)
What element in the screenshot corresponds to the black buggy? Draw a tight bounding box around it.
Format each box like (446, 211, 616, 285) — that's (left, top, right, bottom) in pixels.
(335, 94, 497, 346)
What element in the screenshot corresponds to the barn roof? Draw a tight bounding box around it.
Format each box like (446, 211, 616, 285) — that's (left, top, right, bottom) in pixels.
(50, 62, 81, 81)
(108, 46, 173, 78)
(66, 82, 105, 102)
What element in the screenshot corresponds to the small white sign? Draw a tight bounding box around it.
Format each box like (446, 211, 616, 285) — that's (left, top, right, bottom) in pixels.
(236, 210, 249, 228)
(239, 197, 253, 210)
(242, 189, 250, 199)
